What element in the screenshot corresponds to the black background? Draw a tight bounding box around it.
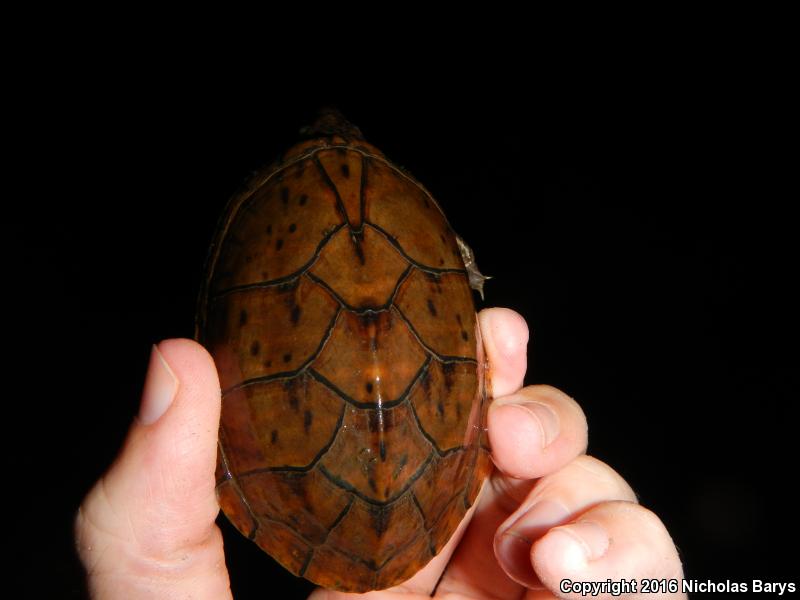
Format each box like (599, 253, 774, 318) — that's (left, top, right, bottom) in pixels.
(10, 58, 795, 598)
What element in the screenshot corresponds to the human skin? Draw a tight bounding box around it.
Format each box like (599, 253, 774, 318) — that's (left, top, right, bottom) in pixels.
(75, 308, 686, 599)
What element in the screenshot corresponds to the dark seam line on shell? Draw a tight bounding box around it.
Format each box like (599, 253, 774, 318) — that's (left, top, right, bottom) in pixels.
(359, 155, 367, 228)
(305, 263, 413, 315)
(216, 430, 260, 539)
(409, 490, 436, 559)
(365, 221, 470, 276)
(426, 484, 468, 535)
(244, 512, 318, 552)
(244, 509, 376, 573)
(315, 505, 430, 575)
(209, 222, 346, 300)
(371, 520, 431, 574)
(322, 496, 355, 545)
(307, 354, 431, 410)
(233, 357, 431, 477)
(390, 305, 478, 365)
(317, 451, 434, 507)
(406, 396, 467, 459)
(222, 308, 342, 396)
(234, 400, 346, 476)
(462, 447, 482, 510)
(298, 549, 314, 578)
(215, 442, 233, 487)
(314, 154, 351, 229)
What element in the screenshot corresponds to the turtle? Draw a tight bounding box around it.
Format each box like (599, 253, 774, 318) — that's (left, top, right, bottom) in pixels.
(196, 110, 492, 592)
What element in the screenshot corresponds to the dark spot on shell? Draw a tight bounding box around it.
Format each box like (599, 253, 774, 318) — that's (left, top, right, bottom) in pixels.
(440, 233, 447, 244)
(379, 439, 386, 461)
(439, 257, 445, 265)
(442, 362, 456, 391)
(264, 360, 272, 367)
(250, 340, 260, 355)
(288, 223, 297, 233)
(270, 430, 278, 444)
(290, 305, 301, 325)
(295, 163, 305, 178)
(245, 254, 253, 263)
(276, 238, 284, 251)
(427, 299, 438, 317)
(461, 330, 469, 341)
(437, 401, 445, 418)
(424, 198, 430, 209)
(393, 454, 408, 479)
(368, 477, 378, 493)
(261, 271, 269, 279)
(456, 313, 463, 325)
(341, 163, 350, 178)
(420, 369, 431, 392)
(281, 187, 289, 204)
(304, 410, 313, 433)
(283, 353, 292, 363)
(366, 381, 373, 394)
(266, 224, 272, 235)
(239, 309, 248, 325)
(371, 506, 389, 537)
(299, 194, 308, 206)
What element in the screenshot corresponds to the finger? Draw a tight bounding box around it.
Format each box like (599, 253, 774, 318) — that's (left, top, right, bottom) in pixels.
(534, 501, 686, 600)
(494, 455, 636, 588)
(478, 307, 529, 398)
(435, 386, 588, 598)
(75, 339, 231, 600)
(490, 385, 588, 481)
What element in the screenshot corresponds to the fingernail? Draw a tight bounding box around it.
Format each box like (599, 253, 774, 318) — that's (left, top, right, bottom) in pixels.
(138, 344, 179, 425)
(510, 401, 559, 448)
(547, 521, 609, 569)
(496, 499, 570, 587)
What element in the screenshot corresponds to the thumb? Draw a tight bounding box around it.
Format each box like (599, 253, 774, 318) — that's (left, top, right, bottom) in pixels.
(75, 339, 231, 600)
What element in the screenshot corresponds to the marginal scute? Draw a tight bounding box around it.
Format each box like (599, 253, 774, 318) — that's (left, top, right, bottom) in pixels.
(412, 452, 468, 529)
(251, 517, 313, 576)
(309, 225, 409, 309)
(324, 495, 424, 568)
(238, 469, 351, 545)
(304, 544, 376, 591)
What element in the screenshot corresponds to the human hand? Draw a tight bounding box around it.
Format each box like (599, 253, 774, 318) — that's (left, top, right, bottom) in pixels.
(75, 308, 685, 599)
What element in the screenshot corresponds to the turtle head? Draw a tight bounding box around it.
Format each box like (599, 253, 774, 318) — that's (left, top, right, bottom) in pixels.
(300, 108, 364, 140)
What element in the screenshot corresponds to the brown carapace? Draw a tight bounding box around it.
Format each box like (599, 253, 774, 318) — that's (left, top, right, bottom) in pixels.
(196, 111, 492, 592)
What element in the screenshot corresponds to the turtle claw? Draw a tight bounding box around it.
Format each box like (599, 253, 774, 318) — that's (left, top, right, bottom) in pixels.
(455, 235, 491, 300)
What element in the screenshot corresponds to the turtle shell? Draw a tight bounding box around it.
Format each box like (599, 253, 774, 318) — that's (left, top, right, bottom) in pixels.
(196, 118, 492, 592)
